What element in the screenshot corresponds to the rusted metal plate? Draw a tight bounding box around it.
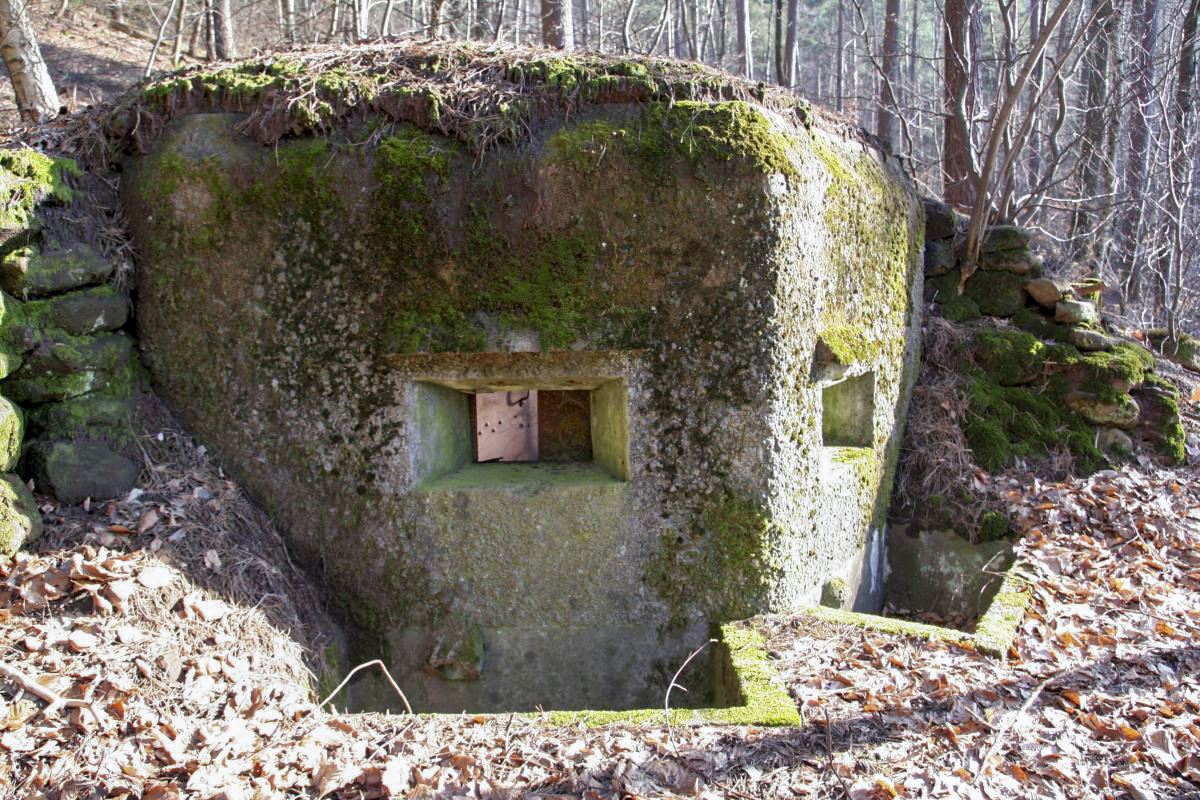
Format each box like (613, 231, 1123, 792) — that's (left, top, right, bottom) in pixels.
(475, 390, 538, 462)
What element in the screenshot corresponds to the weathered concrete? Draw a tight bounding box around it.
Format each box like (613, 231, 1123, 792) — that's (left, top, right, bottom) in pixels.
(123, 94, 923, 711)
(884, 524, 1014, 620)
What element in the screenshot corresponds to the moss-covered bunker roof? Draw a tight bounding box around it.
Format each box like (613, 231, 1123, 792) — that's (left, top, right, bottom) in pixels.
(14, 39, 865, 166)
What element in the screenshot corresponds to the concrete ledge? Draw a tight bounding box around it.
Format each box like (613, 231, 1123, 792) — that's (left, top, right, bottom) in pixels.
(800, 560, 1032, 659)
(413, 623, 802, 727)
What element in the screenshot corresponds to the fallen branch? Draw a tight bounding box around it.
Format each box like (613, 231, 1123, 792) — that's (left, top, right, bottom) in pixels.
(823, 708, 852, 798)
(0, 660, 103, 726)
(318, 659, 412, 715)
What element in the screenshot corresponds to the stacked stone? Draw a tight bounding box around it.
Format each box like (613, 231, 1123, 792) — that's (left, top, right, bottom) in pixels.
(918, 197, 1185, 466)
(0, 151, 140, 547)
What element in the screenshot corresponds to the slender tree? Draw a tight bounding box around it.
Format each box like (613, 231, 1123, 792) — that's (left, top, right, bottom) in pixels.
(1116, 0, 1161, 304)
(877, 0, 901, 144)
(0, 0, 58, 123)
(542, 0, 574, 46)
(943, 0, 976, 207)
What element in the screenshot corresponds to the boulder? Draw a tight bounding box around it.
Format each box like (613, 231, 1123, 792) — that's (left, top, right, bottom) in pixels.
(23, 287, 129, 336)
(980, 248, 1041, 275)
(26, 393, 134, 447)
(0, 291, 23, 379)
(1097, 428, 1134, 457)
(0, 473, 42, 558)
(1067, 391, 1140, 428)
(964, 270, 1027, 317)
(1055, 299, 1099, 325)
(0, 243, 113, 299)
(0, 397, 23, 473)
(982, 224, 1032, 253)
(25, 439, 140, 504)
(884, 524, 1015, 620)
(924, 237, 956, 276)
(0, 333, 134, 404)
(1025, 277, 1072, 309)
(1068, 327, 1119, 352)
(922, 198, 958, 240)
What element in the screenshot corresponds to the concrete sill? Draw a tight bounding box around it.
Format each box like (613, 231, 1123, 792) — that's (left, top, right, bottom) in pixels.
(420, 461, 624, 490)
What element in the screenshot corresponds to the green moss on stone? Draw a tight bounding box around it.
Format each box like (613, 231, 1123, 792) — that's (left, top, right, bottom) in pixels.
(963, 374, 1105, 474)
(648, 493, 784, 626)
(974, 328, 1046, 385)
(0, 397, 23, 473)
(0, 150, 80, 242)
(941, 293, 980, 323)
(973, 564, 1031, 657)
(0, 472, 42, 558)
(978, 511, 1011, 542)
(1011, 307, 1070, 342)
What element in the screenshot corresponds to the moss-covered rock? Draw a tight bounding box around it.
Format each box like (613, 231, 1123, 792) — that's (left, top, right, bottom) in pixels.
(982, 225, 1031, 253)
(1134, 375, 1187, 464)
(20, 286, 129, 336)
(981, 248, 1041, 275)
(25, 439, 140, 504)
(0, 243, 114, 299)
(0, 332, 135, 404)
(25, 393, 134, 448)
(0, 150, 80, 255)
(1054, 299, 1098, 325)
(973, 328, 1046, 385)
(965, 270, 1028, 317)
(0, 397, 23, 472)
(0, 472, 41, 558)
(1011, 306, 1071, 342)
(1066, 387, 1140, 428)
(924, 237, 955, 276)
(1149, 331, 1200, 373)
(922, 198, 958, 240)
(941, 293, 980, 322)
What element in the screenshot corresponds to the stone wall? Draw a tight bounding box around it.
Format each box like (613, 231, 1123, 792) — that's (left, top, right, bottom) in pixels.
(0, 150, 151, 556)
(121, 87, 922, 710)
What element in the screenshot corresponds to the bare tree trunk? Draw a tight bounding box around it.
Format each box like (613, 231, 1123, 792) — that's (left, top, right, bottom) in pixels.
(836, 0, 844, 110)
(108, 0, 125, 27)
(876, 0, 901, 144)
(144, 0, 180, 76)
(783, 0, 799, 85)
(429, 0, 445, 35)
(542, 0, 574, 47)
(0, 0, 59, 122)
(943, 0, 975, 207)
(1116, 0, 1160, 305)
(172, 0, 188, 63)
(1155, 0, 1199, 327)
(1070, 0, 1114, 257)
(579, 0, 589, 47)
(212, 0, 238, 57)
(735, 0, 750, 76)
(203, 0, 216, 58)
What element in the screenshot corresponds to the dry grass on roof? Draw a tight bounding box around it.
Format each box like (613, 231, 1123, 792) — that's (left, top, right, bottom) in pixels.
(13, 38, 863, 168)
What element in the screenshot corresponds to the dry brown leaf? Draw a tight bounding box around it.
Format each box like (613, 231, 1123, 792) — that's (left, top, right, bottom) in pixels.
(137, 564, 174, 590)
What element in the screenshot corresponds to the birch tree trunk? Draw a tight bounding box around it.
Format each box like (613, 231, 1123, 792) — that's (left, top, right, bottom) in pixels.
(0, 0, 58, 123)
(213, 0, 239, 57)
(542, 0, 574, 47)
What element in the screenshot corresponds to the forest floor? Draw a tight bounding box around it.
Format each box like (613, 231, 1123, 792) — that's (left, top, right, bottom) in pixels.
(0, 367, 1197, 800)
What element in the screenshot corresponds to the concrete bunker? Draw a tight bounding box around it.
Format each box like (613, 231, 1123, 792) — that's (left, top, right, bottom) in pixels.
(107, 48, 925, 713)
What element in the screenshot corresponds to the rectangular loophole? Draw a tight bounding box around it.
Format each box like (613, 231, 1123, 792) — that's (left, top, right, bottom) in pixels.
(822, 372, 875, 447)
(473, 390, 594, 463)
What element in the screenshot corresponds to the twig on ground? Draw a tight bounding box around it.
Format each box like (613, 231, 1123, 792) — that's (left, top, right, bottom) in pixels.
(823, 708, 851, 798)
(663, 638, 716, 753)
(318, 659, 413, 714)
(0, 660, 103, 726)
(974, 669, 1060, 781)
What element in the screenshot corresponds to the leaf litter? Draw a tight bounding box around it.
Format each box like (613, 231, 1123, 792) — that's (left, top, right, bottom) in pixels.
(0, 385, 1197, 798)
